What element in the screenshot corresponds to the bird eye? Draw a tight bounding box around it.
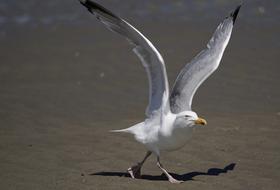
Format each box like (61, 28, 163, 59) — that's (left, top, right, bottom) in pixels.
(185, 115, 190, 118)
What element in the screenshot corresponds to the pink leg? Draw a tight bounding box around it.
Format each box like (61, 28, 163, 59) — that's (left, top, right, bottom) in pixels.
(157, 157, 183, 184)
(128, 151, 151, 179)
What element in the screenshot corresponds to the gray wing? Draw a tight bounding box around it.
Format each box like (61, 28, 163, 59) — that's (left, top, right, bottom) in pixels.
(170, 5, 241, 113)
(79, 0, 170, 117)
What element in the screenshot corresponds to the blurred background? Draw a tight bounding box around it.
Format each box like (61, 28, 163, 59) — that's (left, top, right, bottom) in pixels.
(0, 0, 279, 26)
(0, 1, 279, 190)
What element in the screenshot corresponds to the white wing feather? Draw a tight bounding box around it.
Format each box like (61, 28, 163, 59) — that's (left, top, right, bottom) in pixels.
(170, 6, 241, 113)
(79, 0, 170, 117)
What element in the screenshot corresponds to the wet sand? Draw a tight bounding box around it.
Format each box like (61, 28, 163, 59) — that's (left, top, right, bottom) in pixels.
(0, 22, 279, 189)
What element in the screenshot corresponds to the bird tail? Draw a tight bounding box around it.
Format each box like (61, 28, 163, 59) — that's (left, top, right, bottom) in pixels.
(109, 122, 144, 134)
(109, 128, 131, 133)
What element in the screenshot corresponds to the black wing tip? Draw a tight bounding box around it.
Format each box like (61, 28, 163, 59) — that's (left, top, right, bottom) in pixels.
(230, 4, 242, 24)
(79, 0, 119, 19)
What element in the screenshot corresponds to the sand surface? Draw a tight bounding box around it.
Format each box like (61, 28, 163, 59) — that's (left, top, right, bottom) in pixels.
(0, 19, 279, 190)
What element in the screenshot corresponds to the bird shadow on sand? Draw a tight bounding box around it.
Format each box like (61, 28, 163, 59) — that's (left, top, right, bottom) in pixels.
(90, 163, 236, 182)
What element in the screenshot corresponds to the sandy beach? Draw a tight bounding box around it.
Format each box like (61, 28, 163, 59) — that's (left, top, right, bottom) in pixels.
(0, 1, 280, 189)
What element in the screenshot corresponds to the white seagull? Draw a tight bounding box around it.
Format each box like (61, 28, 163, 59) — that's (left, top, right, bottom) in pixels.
(79, 0, 241, 183)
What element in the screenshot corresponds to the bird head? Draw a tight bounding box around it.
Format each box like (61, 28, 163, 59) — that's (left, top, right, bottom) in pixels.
(176, 111, 207, 127)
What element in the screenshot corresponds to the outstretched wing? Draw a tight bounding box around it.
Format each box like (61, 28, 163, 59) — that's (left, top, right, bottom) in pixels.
(79, 0, 170, 117)
(170, 5, 241, 113)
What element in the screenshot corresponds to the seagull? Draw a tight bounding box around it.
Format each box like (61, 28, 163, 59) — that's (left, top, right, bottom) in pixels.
(79, 0, 241, 184)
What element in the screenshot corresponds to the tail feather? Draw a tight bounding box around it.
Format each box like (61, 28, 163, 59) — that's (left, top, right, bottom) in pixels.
(109, 122, 144, 134)
(109, 128, 131, 133)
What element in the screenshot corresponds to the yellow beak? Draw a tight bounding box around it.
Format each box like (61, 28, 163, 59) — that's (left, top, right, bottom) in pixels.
(195, 117, 207, 125)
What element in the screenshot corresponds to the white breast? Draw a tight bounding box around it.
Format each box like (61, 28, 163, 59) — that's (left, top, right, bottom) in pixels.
(157, 125, 194, 151)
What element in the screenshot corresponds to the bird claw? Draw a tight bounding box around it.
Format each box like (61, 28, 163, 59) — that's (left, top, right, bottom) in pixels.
(168, 178, 184, 184)
(127, 164, 142, 179)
